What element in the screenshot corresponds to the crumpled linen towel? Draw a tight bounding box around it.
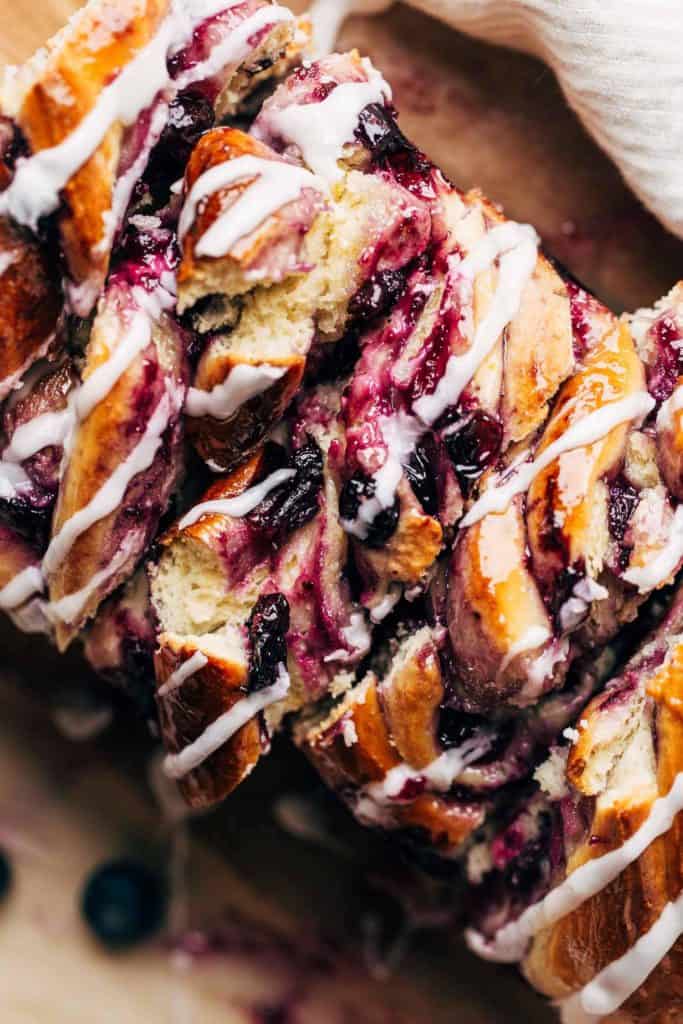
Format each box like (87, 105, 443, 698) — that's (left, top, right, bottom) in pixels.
(311, 0, 683, 240)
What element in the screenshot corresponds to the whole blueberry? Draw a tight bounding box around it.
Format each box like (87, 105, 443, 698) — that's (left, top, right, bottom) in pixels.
(0, 850, 11, 900)
(81, 859, 166, 950)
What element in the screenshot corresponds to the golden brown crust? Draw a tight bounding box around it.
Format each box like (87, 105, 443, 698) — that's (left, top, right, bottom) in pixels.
(178, 127, 324, 304)
(10, 0, 170, 310)
(152, 451, 273, 807)
(47, 291, 185, 648)
(524, 640, 683, 1021)
(0, 218, 61, 398)
(187, 349, 305, 476)
(527, 321, 645, 583)
(299, 637, 487, 854)
(155, 632, 259, 810)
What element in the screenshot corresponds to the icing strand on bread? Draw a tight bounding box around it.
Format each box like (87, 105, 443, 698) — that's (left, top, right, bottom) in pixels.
(72, 313, 153, 425)
(362, 734, 491, 806)
(185, 364, 288, 420)
(174, 4, 294, 91)
(158, 651, 209, 697)
(342, 410, 423, 540)
(0, 565, 44, 611)
(462, 392, 655, 528)
(265, 58, 391, 180)
(43, 389, 175, 575)
(465, 771, 683, 964)
(558, 888, 683, 1022)
(46, 550, 131, 626)
(179, 155, 325, 259)
(162, 665, 290, 779)
(3, 408, 73, 464)
(413, 222, 539, 425)
(623, 504, 683, 592)
(178, 467, 295, 529)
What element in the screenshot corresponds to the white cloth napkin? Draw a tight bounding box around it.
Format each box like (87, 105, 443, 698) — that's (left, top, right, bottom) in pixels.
(311, 0, 683, 240)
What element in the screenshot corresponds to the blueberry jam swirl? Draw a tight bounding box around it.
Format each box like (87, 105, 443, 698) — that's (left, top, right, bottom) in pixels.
(247, 437, 324, 543)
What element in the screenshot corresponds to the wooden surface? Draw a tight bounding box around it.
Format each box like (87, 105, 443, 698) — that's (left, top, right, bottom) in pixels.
(2, 2, 683, 1022)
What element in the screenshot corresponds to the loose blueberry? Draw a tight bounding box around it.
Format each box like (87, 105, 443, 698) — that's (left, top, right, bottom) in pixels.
(81, 859, 166, 950)
(339, 472, 400, 549)
(0, 850, 11, 900)
(247, 593, 290, 692)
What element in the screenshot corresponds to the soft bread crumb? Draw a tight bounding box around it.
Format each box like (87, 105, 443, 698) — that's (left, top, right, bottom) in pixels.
(534, 746, 569, 801)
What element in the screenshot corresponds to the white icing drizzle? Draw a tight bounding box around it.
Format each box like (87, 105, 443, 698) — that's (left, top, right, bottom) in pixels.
(8, 597, 52, 636)
(174, 4, 294, 91)
(46, 548, 131, 625)
(623, 503, 683, 593)
(178, 466, 295, 530)
(558, 888, 683, 1022)
(2, 408, 73, 464)
(266, 57, 392, 180)
(158, 651, 209, 697)
(413, 222, 539, 425)
(369, 585, 402, 623)
(43, 391, 173, 576)
(179, 154, 325, 259)
(0, 565, 44, 610)
(465, 771, 683, 965)
(0, 461, 31, 500)
(656, 382, 683, 433)
(462, 392, 655, 528)
(185, 363, 288, 420)
(497, 625, 552, 677)
(341, 222, 539, 538)
(74, 312, 152, 423)
(342, 411, 422, 540)
(163, 665, 290, 779)
(364, 735, 491, 805)
(559, 578, 610, 633)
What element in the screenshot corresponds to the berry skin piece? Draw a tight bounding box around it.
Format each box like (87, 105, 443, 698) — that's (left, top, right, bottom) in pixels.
(81, 859, 166, 950)
(0, 850, 11, 900)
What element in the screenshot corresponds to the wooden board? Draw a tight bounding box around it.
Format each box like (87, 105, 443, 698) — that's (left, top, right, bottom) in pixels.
(2, 3, 682, 1021)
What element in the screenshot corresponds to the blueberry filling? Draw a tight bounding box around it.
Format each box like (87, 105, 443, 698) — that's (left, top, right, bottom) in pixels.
(608, 477, 639, 542)
(247, 593, 290, 692)
(355, 102, 415, 163)
(356, 103, 437, 199)
(247, 437, 324, 543)
(443, 411, 502, 496)
(144, 90, 215, 203)
(405, 438, 439, 517)
(437, 705, 485, 750)
(348, 267, 409, 326)
(339, 472, 400, 548)
(646, 313, 683, 402)
(81, 859, 166, 950)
